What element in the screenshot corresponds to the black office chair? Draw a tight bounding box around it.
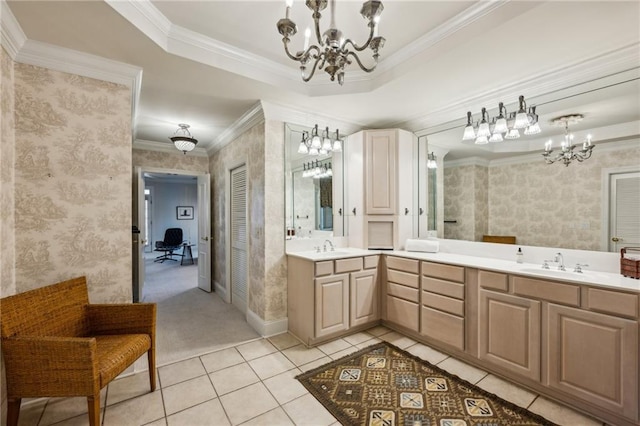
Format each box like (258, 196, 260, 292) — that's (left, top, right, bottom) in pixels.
(154, 228, 184, 263)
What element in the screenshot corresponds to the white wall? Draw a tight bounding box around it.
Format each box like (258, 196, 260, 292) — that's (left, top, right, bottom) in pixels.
(147, 180, 198, 253)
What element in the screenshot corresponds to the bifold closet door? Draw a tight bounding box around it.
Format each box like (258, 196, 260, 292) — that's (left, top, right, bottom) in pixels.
(231, 165, 248, 313)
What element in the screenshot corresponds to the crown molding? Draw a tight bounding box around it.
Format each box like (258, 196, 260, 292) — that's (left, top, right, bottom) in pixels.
(208, 102, 266, 156)
(0, 1, 27, 59)
(134, 139, 209, 157)
(444, 157, 490, 168)
(261, 100, 362, 136)
(407, 43, 640, 135)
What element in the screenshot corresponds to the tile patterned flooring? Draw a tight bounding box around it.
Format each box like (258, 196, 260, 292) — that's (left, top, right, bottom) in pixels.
(19, 326, 607, 426)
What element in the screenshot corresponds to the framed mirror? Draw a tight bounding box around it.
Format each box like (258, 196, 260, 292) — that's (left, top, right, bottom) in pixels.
(285, 123, 345, 239)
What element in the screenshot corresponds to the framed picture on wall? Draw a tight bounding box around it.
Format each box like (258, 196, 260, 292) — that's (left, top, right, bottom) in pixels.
(177, 206, 194, 220)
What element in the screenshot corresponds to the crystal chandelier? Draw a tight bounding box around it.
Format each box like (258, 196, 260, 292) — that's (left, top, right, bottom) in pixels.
(462, 96, 541, 144)
(297, 125, 343, 155)
(542, 114, 594, 166)
(170, 123, 198, 154)
(302, 160, 333, 179)
(277, 0, 385, 85)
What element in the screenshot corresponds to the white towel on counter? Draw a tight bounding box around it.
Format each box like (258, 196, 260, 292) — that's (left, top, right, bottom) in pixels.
(624, 253, 640, 261)
(405, 239, 439, 253)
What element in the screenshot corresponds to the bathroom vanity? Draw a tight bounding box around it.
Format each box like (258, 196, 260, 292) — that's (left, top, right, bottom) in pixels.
(286, 247, 640, 426)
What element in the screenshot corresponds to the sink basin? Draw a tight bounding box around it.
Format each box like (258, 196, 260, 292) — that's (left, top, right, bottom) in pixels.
(305, 250, 351, 258)
(517, 267, 608, 281)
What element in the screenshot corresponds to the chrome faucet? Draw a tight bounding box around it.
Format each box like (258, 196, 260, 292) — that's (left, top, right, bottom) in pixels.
(323, 240, 335, 252)
(574, 263, 589, 273)
(554, 252, 565, 271)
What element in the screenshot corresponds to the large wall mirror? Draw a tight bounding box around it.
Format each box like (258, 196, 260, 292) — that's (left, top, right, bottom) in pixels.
(421, 70, 640, 252)
(285, 123, 345, 239)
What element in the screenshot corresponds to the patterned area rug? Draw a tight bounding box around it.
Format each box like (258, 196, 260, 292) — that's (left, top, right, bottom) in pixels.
(296, 342, 556, 426)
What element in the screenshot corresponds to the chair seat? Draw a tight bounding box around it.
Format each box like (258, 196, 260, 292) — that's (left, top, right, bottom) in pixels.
(95, 334, 151, 386)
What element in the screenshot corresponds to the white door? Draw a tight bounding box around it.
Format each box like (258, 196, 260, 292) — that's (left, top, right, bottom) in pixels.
(135, 167, 146, 302)
(609, 171, 640, 252)
(198, 174, 212, 292)
(230, 165, 248, 314)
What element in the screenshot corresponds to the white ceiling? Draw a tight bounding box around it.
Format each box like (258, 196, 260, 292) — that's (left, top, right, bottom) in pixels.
(5, 0, 640, 160)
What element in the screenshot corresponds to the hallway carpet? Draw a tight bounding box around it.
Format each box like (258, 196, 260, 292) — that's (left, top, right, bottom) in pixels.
(142, 254, 261, 366)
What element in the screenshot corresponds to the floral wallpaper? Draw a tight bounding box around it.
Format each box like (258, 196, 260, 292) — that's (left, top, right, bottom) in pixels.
(444, 143, 640, 250)
(11, 63, 132, 301)
(1, 47, 16, 298)
(132, 149, 209, 173)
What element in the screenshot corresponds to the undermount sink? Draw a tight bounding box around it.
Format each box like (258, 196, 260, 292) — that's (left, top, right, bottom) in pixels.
(517, 267, 610, 282)
(306, 250, 351, 258)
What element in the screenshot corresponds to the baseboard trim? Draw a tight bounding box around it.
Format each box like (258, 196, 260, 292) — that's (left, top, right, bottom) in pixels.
(247, 309, 288, 337)
(214, 280, 228, 302)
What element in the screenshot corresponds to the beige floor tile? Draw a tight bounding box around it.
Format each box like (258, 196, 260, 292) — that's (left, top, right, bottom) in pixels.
(200, 347, 245, 373)
(342, 331, 375, 345)
(248, 352, 296, 380)
(166, 398, 230, 426)
(263, 369, 307, 405)
(219, 382, 279, 425)
(528, 396, 602, 426)
(42, 413, 91, 426)
(365, 325, 392, 337)
(378, 331, 417, 349)
(268, 333, 302, 351)
(17, 398, 47, 426)
(103, 390, 165, 426)
(282, 394, 337, 426)
(329, 346, 360, 360)
(437, 357, 488, 384)
(143, 418, 167, 426)
(298, 356, 332, 372)
(162, 375, 217, 415)
(475, 374, 536, 408)
(108, 370, 159, 406)
(282, 345, 326, 366)
(39, 390, 106, 426)
(405, 343, 449, 365)
(210, 362, 260, 396)
(158, 357, 206, 388)
(355, 337, 382, 350)
(239, 407, 294, 426)
(236, 339, 278, 361)
(317, 338, 352, 355)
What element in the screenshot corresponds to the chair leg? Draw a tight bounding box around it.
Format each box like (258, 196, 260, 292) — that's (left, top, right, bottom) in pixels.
(7, 398, 21, 426)
(87, 394, 100, 426)
(148, 348, 157, 391)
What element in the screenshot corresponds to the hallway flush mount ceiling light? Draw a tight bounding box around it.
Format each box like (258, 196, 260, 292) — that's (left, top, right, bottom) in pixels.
(542, 114, 594, 166)
(297, 124, 343, 155)
(462, 96, 541, 145)
(277, 0, 385, 85)
(170, 124, 198, 154)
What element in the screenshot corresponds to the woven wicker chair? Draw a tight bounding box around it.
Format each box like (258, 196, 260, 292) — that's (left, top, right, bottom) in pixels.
(0, 276, 156, 426)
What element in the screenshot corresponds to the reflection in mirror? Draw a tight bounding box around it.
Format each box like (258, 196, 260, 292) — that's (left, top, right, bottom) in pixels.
(285, 123, 344, 239)
(422, 72, 640, 252)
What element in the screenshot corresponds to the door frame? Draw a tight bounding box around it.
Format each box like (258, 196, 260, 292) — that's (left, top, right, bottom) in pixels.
(225, 160, 249, 316)
(601, 165, 640, 251)
(135, 166, 211, 299)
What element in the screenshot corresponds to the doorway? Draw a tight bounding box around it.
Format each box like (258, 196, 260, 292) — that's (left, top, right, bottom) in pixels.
(230, 164, 248, 314)
(603, 167, 640, 251)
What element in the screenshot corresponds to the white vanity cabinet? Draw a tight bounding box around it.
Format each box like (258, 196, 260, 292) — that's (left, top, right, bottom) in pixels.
(383, 256, 421, 332)
(345, 129, 417, 250)
(287, 254, 380, 346)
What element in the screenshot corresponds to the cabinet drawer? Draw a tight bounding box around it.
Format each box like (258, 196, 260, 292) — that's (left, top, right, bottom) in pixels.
(387, 256, 419, 274)
(422, 261, 465, 283)
(387, 269, 419, 288)
(388, 282, 419, 303)
(315, 261, 333, 277)
(512, 276, 580, 306)
(386, 295, 419, 332)
(583, 287, 639, 319)
(421, 307, 464, 350)
(364, 255, 379, 269)
(422, 277, 464, 300)
(423, 291, 464, 316)
(335, 257, 363, 273)
(478, 270, 509, 292)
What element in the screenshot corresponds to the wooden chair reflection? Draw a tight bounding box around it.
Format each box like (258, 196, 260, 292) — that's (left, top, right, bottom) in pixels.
(482, 235, 516, 244)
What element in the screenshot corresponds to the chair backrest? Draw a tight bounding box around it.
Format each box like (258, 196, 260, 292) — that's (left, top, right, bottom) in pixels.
(0, 276, 90, 339)
(164, 228, 183, 246)
(482, 235, 516, 244)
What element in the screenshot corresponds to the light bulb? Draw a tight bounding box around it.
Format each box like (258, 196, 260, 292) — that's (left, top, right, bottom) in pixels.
(489, 132, 503, 143)
(332, 139, 342, 152)
(475, 136, 488, 145)
(493, 117, 508, 134)
(524, 122, 541, 135)
(477, 122, 491, 138)
(309, 147, 319, 156)
(462, 125, 476, 141)
(297, 141, 309, 154)
(505, 129, 520, 140)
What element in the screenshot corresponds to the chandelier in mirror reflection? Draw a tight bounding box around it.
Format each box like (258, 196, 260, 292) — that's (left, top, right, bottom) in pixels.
(302, 159, 333, 179)
(462, 95, 541, 144)
(542, 114, 595, 166)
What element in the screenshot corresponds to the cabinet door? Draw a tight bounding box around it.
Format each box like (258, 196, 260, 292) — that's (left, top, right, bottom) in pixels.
(350, 269, 378, 327)
(547, 304, 638, 419)
(365, 129, 396, 215)
(478, 290, 541, 381)
(315, 274, 349, 338)
(345, 132, 364, 218)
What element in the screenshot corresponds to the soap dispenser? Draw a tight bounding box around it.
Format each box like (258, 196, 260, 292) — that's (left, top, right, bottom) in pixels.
(516, 247, 524, 264)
